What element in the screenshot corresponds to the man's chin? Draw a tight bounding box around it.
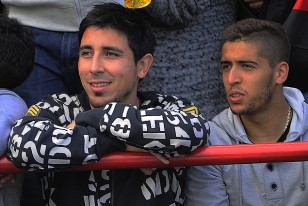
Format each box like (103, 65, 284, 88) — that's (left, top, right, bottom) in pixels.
(89, 97, 109, 109)
(230, 109, 240, 115)
(230, 106, 243, 116)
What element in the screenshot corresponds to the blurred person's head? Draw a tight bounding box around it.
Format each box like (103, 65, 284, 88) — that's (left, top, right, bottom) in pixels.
(0, 15, 35, 89)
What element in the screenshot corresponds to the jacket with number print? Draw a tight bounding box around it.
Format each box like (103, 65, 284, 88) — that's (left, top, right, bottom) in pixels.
(8, 91, 209, 206)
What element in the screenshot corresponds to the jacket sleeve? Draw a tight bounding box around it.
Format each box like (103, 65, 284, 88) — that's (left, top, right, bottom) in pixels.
(185, 119, 234, 205)
(185, 164, 229, 206)
(144, 0, 211, 26)
(75, 95, 209, 156)
(7, 94, 125, 170)
(0, 91, 27, 156)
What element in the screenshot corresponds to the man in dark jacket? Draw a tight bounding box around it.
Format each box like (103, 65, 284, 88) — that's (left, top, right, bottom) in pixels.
(7, 3, 209, 206)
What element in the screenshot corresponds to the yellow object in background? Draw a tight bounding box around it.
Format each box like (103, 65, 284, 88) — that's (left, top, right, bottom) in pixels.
(125, 0, 151, 8)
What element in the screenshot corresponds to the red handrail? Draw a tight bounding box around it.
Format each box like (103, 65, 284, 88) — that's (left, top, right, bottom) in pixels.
(2, 142, 308, 173)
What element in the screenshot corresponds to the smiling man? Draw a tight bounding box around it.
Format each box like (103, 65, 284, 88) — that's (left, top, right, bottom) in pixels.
(185, 18, 308, 206)
(7, 3, 209, 206)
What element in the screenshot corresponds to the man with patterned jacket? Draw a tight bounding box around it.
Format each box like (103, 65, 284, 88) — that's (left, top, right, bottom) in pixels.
(7, 3, 209, 206)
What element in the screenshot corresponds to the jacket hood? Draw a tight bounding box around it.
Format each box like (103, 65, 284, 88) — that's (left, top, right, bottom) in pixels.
(212, 87, 308, 144)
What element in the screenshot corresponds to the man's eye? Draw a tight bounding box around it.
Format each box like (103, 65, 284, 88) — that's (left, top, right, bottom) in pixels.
(241, 64, 254, 70)
(80, 50, 92, 57)
(105, 52, 119, 57)
(222, 64, 231, 70)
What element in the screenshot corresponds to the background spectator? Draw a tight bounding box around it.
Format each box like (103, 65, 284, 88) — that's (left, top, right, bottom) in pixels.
(138, 0, 237, 119)
(0, 15, 35, 206)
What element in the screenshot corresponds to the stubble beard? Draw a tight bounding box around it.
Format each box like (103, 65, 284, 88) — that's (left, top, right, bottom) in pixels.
(89, 90, 131, 108)
(231, 79, 273, 116)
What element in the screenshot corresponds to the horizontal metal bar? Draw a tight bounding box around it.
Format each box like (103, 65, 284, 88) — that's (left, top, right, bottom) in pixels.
(2, 142, 308, 173)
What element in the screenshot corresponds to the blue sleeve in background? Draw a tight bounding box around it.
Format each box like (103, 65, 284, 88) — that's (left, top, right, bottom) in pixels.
(0, 89, 27, 156)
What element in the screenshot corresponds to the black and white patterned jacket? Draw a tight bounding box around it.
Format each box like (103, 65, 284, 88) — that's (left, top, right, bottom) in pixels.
(8, 91, 209, 206)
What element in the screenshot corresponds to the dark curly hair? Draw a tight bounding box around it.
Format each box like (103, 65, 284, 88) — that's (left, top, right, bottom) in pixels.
(0, 15, 35, 89)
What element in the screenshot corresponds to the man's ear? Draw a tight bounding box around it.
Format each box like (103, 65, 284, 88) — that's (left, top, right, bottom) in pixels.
(136, 53, 153, 79)
(275, 61, 289, 84)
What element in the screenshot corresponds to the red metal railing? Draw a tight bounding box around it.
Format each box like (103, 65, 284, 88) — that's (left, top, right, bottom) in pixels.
(1, 142, 308, 173)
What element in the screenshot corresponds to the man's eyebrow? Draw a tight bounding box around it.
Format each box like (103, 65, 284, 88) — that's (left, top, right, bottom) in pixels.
(221, 60, 231, 64)
(221, 60, 259, 66)
(79, 45, 92, 51)
(103, 46, 124, 54)
(79, 45, 124, 54)
(238, 60, 259, 66)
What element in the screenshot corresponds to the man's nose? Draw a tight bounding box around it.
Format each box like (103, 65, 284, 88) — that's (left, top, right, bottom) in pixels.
(228, 67, 241, 85)
(90, 55, 105, 73)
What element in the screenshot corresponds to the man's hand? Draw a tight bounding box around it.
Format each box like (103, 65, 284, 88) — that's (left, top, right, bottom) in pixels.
(244, 0, 263, 9)
(67, 121, 76, 129)
(0, 174, 16, 188)
(126, 144, 169, 175)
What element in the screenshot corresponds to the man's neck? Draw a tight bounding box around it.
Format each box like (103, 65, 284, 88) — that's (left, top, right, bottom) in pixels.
(240, 101, 291, 143)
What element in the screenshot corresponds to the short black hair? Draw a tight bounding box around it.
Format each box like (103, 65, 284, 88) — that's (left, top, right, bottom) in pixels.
(223, 18, 290, 68)
(79, 2, 156, 64)
(0, 15, 35, 89)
